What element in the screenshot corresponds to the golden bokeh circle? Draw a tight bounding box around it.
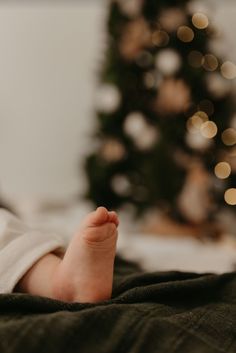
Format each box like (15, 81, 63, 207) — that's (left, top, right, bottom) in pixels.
(202, 54, 218, 72)
(222, 128, 236, 146)
(224, 188, 236, 205)
(188, 51, 204, 68)
(177, 26, 194, 43)
(221, 61, 236, 80)
(192, 13, 209, 30)
(214, 162, 231, 179)
(152, 30, 169, 47)
(201, 121, 218, 138)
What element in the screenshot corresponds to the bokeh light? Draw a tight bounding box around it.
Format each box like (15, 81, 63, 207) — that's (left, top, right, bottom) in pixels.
(222, 128, 236, 146)
(201, 121, 218, 138)
(221, 61, 236, 80)
(214, 162, 231, 179)
(192, 13, 209, 29)
(224, 188, 236, 205)
(152, 30, 169, 47)
(177, 26, 194, 43)
(202, 54, 218, 72)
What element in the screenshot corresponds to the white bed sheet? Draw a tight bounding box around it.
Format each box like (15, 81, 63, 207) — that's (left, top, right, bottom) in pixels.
(19, 202, 236, 275)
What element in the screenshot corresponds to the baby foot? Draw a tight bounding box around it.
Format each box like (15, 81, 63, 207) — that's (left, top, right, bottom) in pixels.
(52, 207, 119, 303)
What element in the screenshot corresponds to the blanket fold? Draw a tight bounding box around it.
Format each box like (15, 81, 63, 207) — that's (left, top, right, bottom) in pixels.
(0, 257, 235, 353)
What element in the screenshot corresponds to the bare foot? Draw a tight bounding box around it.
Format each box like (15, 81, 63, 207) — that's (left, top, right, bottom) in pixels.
(52, 207, 119, 303)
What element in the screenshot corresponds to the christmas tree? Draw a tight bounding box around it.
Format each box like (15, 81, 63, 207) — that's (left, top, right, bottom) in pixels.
(85, 0, 236, 231)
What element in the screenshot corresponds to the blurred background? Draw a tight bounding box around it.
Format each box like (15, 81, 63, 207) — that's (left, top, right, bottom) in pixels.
(1, 0, 236, 273)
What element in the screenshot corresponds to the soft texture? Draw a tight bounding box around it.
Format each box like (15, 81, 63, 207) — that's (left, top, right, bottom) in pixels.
(0, 257, 235, 353)
(0, 209, 67, 293)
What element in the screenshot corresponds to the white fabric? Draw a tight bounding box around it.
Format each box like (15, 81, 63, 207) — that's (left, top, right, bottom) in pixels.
(0, 209, 67, 293)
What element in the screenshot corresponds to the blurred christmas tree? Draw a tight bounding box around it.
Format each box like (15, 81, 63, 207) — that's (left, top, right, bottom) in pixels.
(85, 0, 236, 232)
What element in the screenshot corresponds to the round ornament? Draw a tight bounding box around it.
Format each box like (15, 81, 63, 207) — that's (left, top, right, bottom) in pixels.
(117, 0, 143, 18)
(155, 49, 182, 75)
(96, 84, 121, 114)
(124, 112, 158, 150)
(159, 8, 186, 32)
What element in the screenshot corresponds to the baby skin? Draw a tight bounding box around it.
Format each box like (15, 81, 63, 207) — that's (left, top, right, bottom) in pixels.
(15, 207, 119, 303)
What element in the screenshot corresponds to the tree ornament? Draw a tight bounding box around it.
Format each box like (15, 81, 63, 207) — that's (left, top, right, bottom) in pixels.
(111, 174, 131, 196)
(185, 130, 212, 150)
(95, 84, 121, 113)
(116, 0, 144, 18)
(178, 163, 213, 224)
(155, 79, 191, 115)
(124, 112, 158, 150)
(155, 49, 182, 75)
(119, 17, 152, 61)
(100, 139, 126, 162)
(159, 8, 186, 32)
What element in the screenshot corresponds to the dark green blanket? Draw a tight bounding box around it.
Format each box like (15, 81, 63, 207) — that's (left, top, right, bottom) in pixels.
(0, 257, 236, 353)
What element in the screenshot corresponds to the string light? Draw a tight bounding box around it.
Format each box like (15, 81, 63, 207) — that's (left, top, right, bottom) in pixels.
(188, 50, 204, 68)
(201, 121, 218, 138)
(224, 188, 236, 205)
(177, 26, 194, 43)
(101, 140, 126, 162)
(221, 61, 236, 80)
(222, 128, 236, 146)
(202, 54, 218, 72)
(152, 30, 169, 47)
(186, 111, 209, 133)
(192, 13, 209, 30)
(214, 162, 231, 179)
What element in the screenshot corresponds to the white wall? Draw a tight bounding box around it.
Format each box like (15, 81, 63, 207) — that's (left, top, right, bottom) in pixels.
(0, 1, 235, 204)
(0, 1, 106, 203)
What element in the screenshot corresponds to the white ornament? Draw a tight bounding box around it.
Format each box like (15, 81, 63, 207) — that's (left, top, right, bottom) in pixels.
(185, 131, 212, 150)
(124, 112, 158, 150)
(117, 0, 143, 18)
(95, 84, 121, 114)
(206, 73, 230, 98)
(155, 49, 182, 76)
(111, 174, 131, 196)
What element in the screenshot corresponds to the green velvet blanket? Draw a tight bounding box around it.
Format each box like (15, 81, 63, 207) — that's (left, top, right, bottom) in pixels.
(0, 257, 235, 353)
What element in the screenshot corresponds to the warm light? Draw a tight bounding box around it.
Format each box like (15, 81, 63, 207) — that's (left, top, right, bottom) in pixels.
(192, 13, 209, 29)
(101, 140, 125, 162)
(187, 116, 203, 133)
(201, 121, 218, 138)
(203, 54, 218, 71)
(222, 128, 236, 146)
(187, 112, 208, 133)
(152, 30, 169, 47)
(188, 50, 204, 68)
(214, 162, 231, 179)
(224, 188, 236, 205)
(177, 26, 194, 43)
(221, 61, 236, 80)
(195, 111, 209, 122)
